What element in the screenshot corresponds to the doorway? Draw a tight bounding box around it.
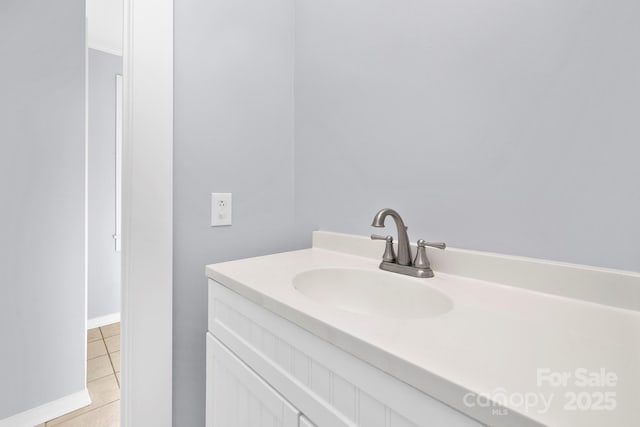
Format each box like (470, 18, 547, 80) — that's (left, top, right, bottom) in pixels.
(0, 0, 172, 425)
(41, 2, 124, 425)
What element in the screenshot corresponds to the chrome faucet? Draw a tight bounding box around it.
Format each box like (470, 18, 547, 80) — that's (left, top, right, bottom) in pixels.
(371, 208, 446, 278)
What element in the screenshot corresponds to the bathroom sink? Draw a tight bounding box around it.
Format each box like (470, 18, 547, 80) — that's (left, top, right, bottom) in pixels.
(293, 268, 453, 319)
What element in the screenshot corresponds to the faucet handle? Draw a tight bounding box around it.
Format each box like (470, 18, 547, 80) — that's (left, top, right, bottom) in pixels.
(371, 234, 397, 263)
(413, 239, 445, 270)
(418, 240, 446, 250)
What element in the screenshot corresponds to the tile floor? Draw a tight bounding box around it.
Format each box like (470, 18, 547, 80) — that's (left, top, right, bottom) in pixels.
(38, 323, 121, 427)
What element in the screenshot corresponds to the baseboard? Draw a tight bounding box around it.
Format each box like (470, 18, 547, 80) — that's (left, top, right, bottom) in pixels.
(0, 389, 91, 427)
(87, 312, 121, 329)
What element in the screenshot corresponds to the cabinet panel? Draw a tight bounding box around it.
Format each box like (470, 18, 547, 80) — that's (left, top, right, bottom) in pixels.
(358, 391, 386, 427)
(206, 333, 299, 427)
(300, 415, 316, 427)
(209, 280, 483, 427)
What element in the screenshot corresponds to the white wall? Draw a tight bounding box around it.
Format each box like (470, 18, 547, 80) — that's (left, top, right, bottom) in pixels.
(294, 0, 640, 271)
(0, 0, 86, 419)
(88, 49, 122, 321)
(174, 0, 300, 425)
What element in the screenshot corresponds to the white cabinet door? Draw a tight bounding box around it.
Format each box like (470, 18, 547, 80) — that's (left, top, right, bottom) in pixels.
(206, 333, 300, 427)
(299, 415, 316, 427)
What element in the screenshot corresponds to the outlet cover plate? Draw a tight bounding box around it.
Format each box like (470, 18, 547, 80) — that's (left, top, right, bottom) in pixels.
(211, 193, 232, 226)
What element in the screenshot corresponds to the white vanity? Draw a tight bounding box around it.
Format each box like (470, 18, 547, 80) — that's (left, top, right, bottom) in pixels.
(205, 231, 639, 427)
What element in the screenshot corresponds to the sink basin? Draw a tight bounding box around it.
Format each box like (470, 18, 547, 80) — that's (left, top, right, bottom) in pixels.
(293, 268, 453, 319)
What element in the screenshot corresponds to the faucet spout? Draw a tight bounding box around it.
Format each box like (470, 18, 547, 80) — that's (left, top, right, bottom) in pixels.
(371, 208, 412, 266)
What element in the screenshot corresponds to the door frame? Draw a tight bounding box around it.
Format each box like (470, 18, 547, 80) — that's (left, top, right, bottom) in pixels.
(121, 0, 173, 425)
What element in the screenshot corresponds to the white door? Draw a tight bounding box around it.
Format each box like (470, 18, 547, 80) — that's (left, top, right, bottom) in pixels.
(206, 333, 300, 427)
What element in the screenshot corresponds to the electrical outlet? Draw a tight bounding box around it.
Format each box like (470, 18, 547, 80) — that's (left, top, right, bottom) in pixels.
(211, 193, 232, 226)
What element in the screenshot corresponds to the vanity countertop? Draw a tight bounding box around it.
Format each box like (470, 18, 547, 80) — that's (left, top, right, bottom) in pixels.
(206, 231, 640, 427)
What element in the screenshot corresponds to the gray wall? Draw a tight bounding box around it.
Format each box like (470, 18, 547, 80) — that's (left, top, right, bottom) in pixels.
(173, 0, 640, 424)
(88, 49, 122, 320)
(174, 0, 300, 425)
(294, 0, 640, 271)
(0, 0, 86, 419)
